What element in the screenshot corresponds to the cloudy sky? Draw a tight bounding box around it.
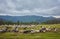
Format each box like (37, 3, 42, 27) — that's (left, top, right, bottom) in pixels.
(0, 0, 60, 17)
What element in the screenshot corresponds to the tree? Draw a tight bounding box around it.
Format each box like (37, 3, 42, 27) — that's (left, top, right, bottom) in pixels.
(17, 20, 20, 25)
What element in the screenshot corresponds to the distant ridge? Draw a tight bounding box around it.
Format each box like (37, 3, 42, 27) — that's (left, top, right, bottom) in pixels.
(0, 15, 55, 23)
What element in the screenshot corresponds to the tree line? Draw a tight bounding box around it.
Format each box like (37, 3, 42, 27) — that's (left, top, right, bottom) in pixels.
(41, 19, 60, 24)
(0, 18, 60, 25)
(0, 19, 39, 25)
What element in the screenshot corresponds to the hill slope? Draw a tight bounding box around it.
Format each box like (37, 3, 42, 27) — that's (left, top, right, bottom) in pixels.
(0, 15, 55, 23)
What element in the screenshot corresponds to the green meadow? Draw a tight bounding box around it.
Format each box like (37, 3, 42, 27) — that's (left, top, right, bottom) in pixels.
(0, 24, 60, 39)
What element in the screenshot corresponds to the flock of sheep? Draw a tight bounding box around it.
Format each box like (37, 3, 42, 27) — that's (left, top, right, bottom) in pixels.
(0, 25, 59, 33)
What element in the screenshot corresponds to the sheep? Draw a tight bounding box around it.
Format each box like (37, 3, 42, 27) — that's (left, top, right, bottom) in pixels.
(30, 29, 36, 33)
(39, 27, 46, 32)
(30, 29, 40, 33)
(12, 26, 19, 32)
(23, 27, 27, 30)
(0, 27, 9, 33)
(57, 28, 60, 32)
(23, 30, 31, 33)
(54, 28, 57, 32)
(35, 30, 40, 33)
(46, 28, 51, 32)
(52, 27, 57, 32)
(0, 30, 4, 33)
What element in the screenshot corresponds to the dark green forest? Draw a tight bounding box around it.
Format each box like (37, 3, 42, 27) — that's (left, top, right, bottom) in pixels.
(0, 19, 39, 25)
(0, 18, 60, 25)
(42, 19, 60, 24)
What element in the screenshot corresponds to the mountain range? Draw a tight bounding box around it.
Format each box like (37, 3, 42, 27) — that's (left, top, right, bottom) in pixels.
(0, 15, 55, 23)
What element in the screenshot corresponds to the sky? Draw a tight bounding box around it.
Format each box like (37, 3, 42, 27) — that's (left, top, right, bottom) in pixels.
(0, 0, 60, 18)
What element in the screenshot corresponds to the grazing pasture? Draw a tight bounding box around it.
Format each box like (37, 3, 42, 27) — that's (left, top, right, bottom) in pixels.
(0, 24, 60, 39)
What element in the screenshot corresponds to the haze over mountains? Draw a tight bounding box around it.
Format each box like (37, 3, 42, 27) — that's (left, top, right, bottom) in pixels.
(0, 15, 55, 23)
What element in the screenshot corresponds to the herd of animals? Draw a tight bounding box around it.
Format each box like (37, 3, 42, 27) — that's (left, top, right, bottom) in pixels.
(0, 25, 60, 33)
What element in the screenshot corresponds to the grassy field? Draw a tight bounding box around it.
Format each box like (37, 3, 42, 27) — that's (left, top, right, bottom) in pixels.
(0, 24, 60, 39)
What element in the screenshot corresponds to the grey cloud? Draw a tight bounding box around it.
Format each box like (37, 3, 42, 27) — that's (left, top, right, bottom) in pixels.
(0, 0, 60, 16)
